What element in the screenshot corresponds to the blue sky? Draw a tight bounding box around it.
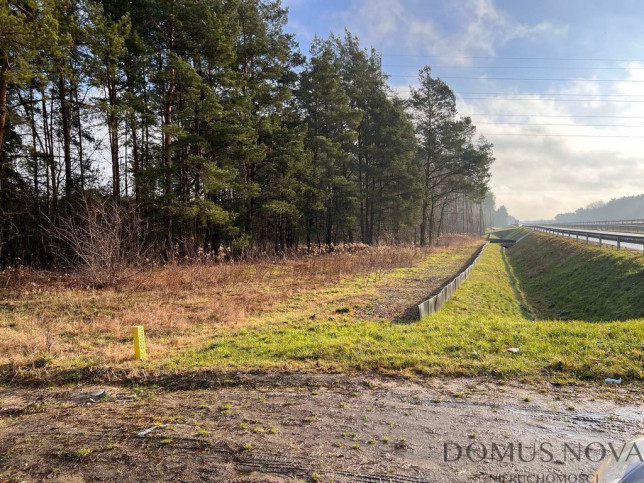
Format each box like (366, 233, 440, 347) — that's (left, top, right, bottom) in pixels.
(282, 0, 644, 220)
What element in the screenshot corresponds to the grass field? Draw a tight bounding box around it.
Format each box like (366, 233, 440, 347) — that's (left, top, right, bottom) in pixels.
(0, 236, 480, 373)
(509, 231, 644, 321)
(2, 231, 644, 385)
(168, 232, 644, 383)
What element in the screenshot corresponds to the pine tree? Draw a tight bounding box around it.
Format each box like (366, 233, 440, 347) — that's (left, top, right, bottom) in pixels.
(151, 0, 240, 255)
(410, 66, 493, 243)
(298, 37, 361, 248)
(87, 2, 131, 200)
(369, 95, 419, 243)
(332, 32, 422, 244)
(0, 0, 59, 264)
(0, 2, 496, 267)
(409, 65, 458, 245)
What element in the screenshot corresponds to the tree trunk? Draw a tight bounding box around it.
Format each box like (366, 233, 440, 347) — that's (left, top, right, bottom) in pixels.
(107, 79, 119, 200)
(125, 58, 140, 202)
(428, 195, 435, 245)
(28, 87, 39, 214)
(369, 177, 375, 245)
(73, 82, 85, 191)
(0, 48, 9, 170)
(41, 94, 57, 214)
(419, 203, 427, 246)
(58, 75, 73, 202)
(163, 22, 176, 253)
(0, 49, 9, 266)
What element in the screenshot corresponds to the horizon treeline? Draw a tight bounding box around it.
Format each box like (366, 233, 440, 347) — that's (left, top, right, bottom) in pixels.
(0, 0, 496, 266)
(553, 194, 644, 223)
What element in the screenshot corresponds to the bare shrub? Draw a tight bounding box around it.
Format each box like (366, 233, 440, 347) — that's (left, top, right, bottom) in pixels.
(51, 196, 148, 288)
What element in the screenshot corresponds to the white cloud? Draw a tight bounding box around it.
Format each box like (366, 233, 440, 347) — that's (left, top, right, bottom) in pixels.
(389, 66, 644, 220)
(511, 20, 567, 40)
(339, 0, 566, 64)
(328, 0, 641, 220)
(465, 63, 644, 220)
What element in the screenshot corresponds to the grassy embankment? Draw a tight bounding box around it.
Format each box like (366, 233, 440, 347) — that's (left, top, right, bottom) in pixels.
(509, 232, 644, 321)
(488, 227, 527, 240)
(170, 231, 644, 383)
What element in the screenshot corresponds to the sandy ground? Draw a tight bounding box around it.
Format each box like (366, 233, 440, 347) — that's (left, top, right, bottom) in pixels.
(1, 375, 642, 482)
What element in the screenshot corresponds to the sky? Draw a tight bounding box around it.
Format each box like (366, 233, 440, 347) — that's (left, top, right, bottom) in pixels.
(282, 0, 644, 221)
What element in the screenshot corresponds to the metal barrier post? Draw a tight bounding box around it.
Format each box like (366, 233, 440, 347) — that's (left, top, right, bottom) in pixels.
(532, 224, 644, 252)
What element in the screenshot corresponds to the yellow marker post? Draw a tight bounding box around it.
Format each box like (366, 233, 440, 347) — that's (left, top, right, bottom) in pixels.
(133, 326, 147, 360)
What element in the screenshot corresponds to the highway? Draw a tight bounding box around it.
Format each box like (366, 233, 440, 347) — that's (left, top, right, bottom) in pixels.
(528, 225, 644, 251)
(547, 219, 644, 234)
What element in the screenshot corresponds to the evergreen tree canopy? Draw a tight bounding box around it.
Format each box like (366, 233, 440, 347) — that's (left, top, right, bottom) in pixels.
(0, 0, 495, 265)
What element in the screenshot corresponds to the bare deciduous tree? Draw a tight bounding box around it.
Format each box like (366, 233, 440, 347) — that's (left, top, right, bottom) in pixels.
(51, 196, 148, 288)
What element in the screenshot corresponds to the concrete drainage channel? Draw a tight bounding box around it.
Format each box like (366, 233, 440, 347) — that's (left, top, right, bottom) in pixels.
(417, 242, 488, 319)
(488, 231, 532, 248)
(417, 232, 532, 320)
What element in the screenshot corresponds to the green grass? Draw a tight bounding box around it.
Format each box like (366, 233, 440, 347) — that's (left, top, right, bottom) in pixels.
(508, 233, 644, 321)
(75, 448, 92, 458)
(166, 239, 644, 382)
(489, 227, 526, 240)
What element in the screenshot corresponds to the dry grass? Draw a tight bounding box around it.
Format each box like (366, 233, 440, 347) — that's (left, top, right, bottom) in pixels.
(0, 236, 478, 368)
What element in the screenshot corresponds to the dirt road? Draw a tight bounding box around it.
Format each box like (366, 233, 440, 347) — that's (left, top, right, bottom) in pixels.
(1, 375, 641, 482)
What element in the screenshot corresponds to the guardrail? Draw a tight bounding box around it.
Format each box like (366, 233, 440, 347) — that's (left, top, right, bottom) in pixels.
(526, 225, 644, 251)
(418, 242, 488, 319)
(488, 232, 532, 247)
(538, 219, 644, 233)
(546, 219, 644, 226)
